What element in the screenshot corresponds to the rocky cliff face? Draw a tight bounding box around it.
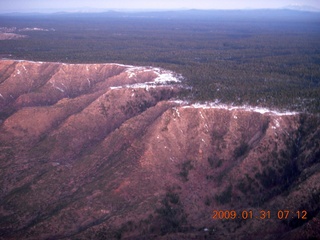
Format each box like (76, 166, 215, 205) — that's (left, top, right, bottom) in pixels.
(0, 60, 319, 239)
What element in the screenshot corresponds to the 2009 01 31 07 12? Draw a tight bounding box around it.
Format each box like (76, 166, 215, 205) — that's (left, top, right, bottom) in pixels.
(212, 210, 308, 220)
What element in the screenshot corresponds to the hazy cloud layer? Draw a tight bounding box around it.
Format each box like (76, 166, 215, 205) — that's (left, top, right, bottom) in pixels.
(1, 0, 320, 12)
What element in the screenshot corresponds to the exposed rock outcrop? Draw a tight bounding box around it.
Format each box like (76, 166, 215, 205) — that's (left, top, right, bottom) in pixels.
(0, 60, 319, 240)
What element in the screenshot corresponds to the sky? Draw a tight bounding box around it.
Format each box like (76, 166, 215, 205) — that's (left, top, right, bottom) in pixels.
(1, 0, 320, 12)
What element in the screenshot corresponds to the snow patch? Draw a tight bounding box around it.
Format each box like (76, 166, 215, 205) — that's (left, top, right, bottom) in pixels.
(177, 101, 298, 116)
(128, 72, 136, 78)
(154, 71, 181, 83)
(54, 86, 65, 93)
(273, 119, 280, 128)
(109, 86, 122, 90)
(61, 83, 67, 89)
(109, 82, 173, 91)
(51, 81, 65, 93)
(124, 66, 182, 85)
(125, 66, 145, 79)
(170, 100, 189, 105)
(9, 60, 43, 64)
(125, 83, 152, 91)
(173, 107, 181, 118)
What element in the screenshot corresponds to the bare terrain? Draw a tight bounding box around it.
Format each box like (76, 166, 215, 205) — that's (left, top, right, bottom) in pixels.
(0, 60, 319, 239)
(0, 27, 53, 40)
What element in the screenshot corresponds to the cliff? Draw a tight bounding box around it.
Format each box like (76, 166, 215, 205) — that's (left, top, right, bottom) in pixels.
(0, 60, 319, 239)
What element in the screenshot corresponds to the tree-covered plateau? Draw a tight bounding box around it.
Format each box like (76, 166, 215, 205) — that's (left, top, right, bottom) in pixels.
(0, 10, 319, 112)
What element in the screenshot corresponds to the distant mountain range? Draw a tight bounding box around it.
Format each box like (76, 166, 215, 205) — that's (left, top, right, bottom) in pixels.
(283, 4, 320, 12)
(1, 6, 320, 14)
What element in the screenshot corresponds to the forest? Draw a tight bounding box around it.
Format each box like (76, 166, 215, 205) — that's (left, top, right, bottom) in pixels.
(0, 10, 319, 112)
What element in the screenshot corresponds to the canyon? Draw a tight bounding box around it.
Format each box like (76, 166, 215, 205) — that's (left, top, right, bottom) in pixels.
(0, 60, 319, 239)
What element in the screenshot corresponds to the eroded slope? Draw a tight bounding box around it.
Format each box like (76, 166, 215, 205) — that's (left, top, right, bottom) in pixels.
(0, 60, 319, 240)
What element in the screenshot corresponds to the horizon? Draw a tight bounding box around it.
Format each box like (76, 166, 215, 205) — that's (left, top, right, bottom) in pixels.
(1, 0, 320, 13)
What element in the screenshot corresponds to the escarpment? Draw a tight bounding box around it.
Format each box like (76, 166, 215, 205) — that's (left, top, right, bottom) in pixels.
(0, 60, 319, 240)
